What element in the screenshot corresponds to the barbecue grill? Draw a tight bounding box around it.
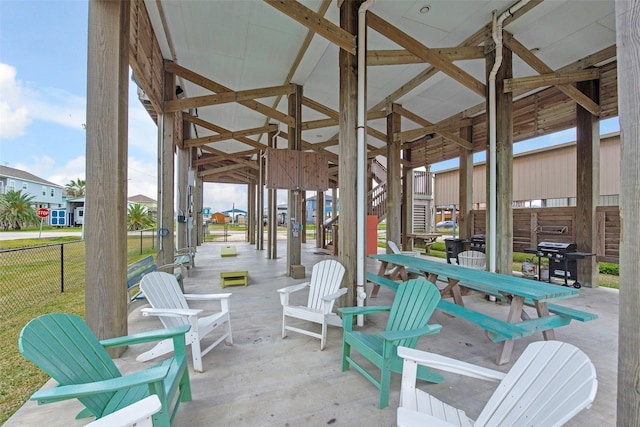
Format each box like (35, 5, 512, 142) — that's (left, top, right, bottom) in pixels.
(525, 242, 594, 289)
(469, 234, 486, 253)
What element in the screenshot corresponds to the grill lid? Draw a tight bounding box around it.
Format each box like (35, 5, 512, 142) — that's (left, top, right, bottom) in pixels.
(537, 242, 577, 252)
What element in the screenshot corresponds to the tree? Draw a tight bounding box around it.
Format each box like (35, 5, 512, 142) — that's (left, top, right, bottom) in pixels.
(0, 190, 38, 230)
(65, 178, 86, 198)
(127, 203, 155, 230)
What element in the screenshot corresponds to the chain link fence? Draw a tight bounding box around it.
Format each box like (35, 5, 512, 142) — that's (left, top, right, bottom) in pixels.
(0, 229, 158, 320)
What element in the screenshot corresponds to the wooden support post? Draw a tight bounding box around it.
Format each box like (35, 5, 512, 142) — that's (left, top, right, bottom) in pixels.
(615, 2, 640, 425)
(267, 129, 277, 259)
(195, 166, 203, 245)
(339, 0, 362, 306)
(157, 70, 176, 268)
(316, 190, 324, 248)
(85, 0, 129, 350)
(459, 125, 473, 243)
(176, 144, 188, 251)
(248, 181, 255, 244)
(486, 37, 514, 274)
(387, 104, 402, 250)
(257, 150, 264, 251)
(287, 84, 303, 273)
(402, 147, 413, 250)
(575, 79, 600, 288)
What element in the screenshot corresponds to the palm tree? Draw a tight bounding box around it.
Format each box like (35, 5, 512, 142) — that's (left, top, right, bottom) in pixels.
(0, 190, 38, 230)
(127, 203, 155, 230)
(65, 178, 86, 198)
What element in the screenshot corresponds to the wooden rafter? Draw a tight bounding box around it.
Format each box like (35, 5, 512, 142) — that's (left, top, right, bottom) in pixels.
(193, 149, 258, 170)
(263, 0, 356, 54)
(504, 34, 600, 116)
(367, 1, 543, 113)
(165, 62, 294, 126)
(199, 163, 249, 177)
(397, 106, 472, 150)
(367, 47, 485, 66)
(367, 12, 486, 97)
(183, 114, 266, 150)
(185, 124, 277, 148)
(165, 84, 295, 113)
(504, 69, 600, 93)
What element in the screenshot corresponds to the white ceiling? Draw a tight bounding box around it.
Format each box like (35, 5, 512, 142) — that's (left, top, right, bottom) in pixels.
(142, 0, 616, 159)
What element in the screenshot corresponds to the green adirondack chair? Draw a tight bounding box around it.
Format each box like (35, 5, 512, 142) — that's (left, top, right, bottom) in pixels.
(339, 279, 444, 409)
(19, 313, 192, 427)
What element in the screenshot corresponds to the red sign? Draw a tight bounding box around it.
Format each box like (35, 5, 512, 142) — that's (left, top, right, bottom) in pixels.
(37, 208, 50, 218)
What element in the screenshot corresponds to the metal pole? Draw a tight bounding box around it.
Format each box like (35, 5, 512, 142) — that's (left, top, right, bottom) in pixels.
(60, 243, 64, 293)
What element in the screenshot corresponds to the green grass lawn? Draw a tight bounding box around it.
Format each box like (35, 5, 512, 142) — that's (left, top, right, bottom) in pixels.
(0, 235, 157, 424)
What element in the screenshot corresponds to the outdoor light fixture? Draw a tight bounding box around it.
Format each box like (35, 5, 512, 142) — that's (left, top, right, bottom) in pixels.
(176, 85, 184, 99)
(419, 5, 431, 14)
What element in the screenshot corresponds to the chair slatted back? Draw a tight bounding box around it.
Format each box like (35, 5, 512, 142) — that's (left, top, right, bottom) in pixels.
(477, 341, 598, 426)
(307, 260, 345, 311)
(386, 279, 441, 349)
(141, 272, 190, 329)
(19, 313, 121, 418)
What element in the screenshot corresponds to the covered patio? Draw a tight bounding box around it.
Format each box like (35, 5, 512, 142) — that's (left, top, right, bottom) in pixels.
(6, 240, 618, 426)
(70, 0, 640, 424)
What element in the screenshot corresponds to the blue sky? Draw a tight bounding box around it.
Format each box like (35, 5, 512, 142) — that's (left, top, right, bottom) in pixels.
(0, 0, 248, 211)
(0, 1, 620, 211)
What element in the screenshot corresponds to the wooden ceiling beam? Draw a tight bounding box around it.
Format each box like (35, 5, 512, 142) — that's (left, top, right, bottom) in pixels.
(165, 84, 295, 112)
(367, 12, 485, 97)
(185, 124, 277, 148)
(396, 106, 472, 150)
(263, 0, 356, 55)
(199, 163, 249, 177)
(367, 46, 485, 66)
(505, 69, 600, 93)
(367, 1, 542, 113)
(504, 34, 600, 116)
(183, 114, 265, 150)
(194, 150, 258, 169)
(166, 62, 294, 126)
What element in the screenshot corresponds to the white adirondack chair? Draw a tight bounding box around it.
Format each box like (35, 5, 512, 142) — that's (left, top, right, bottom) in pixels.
(388, 240, 420, 257)
(277, 259, 346, 350)
(84, 395, 161, 427)
(457, 250, 486, 269)
(138, 271, 232, 372)
(397, 341, 597, 427)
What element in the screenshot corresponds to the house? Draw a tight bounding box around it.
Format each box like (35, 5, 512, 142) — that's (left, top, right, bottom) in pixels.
(128, 194, 157, 216)
(0, 165, 65, 225)
(305, 194, 338, 224)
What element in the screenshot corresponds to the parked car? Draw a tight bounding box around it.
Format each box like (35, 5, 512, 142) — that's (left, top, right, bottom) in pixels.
(435, 220, 456, 230)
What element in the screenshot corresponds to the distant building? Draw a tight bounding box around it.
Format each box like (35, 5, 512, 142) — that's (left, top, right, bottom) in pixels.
(305, 194, 338, 223)
(128, 194, 157, 215)
(0, 165, 65, 210)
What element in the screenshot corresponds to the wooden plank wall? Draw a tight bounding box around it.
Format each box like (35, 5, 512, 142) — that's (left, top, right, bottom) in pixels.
(471, 206, 620, 263)
(264, 148, 328, 191)
(129, 0, 163, 114)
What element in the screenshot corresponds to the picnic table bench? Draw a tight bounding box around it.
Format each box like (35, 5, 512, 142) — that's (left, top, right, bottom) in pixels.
(127, 255, 185, 303)
(368, 254, 598, 365)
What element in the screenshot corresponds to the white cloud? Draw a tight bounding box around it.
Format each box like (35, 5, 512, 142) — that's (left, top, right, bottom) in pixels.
(0, 62, 87, 138)
(128, 157, 157, 198)
(0, 63, 32, 138)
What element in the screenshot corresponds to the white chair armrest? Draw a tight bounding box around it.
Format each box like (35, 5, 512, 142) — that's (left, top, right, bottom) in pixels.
(322, 287, 348, 302)
(141, 307, 203, 318)
(397, 407, 457, 427)
(84, 395, 161, 427)
(183, 293, 232, 301)
(397, 346, 506, 382)
(277, 282, 310, 294)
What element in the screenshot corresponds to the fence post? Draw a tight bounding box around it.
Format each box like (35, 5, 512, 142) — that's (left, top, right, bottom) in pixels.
(60, 243, 64, 293)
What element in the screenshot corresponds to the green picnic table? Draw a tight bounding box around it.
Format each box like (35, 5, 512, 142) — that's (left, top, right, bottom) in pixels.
(369, 253, 597, 365)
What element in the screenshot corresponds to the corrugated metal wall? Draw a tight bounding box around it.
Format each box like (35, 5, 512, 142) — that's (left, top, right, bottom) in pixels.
(434, 133, 620, 206)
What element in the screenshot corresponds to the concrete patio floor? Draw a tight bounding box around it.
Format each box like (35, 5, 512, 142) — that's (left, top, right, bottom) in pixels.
(6, 240, 618, 426)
